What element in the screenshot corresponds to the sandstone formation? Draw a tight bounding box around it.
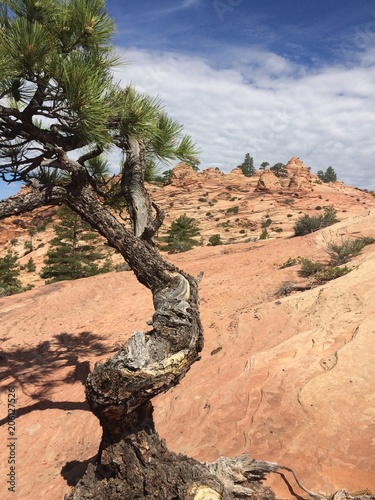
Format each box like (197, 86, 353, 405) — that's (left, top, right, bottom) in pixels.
(256, 157, 314, 193)
(170, 162, 199, 187)
(2, 158, 375, 292)
(256, 169, 282, 191)
(1, 202, 375, 499)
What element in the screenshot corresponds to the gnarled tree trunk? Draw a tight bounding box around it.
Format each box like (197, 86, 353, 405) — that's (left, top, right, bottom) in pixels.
(0, 163, 276, 499)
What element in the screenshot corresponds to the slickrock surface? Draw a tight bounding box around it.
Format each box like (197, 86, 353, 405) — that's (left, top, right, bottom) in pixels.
(1, 158, 375, 290)
(1, 160, 375, 499)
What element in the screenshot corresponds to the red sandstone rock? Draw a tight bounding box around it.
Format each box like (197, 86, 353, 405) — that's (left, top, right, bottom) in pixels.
(256, 169, 282, 191)
(1, 207, 375, 499)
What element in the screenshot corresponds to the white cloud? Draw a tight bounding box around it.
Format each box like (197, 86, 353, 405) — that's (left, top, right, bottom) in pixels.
(112, 45, 375, 189)
(2, 44, 373, 199)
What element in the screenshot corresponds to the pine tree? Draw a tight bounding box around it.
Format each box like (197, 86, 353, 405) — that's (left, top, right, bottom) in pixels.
(26, 257, 36, 273)
(238, 153, 255, 177)
(0, 251, 22, 296)
(160, 214, 200, 253)
(317, 166, 337, 182)
(270, 162, 288, 177)
(41, 206, 110, 283)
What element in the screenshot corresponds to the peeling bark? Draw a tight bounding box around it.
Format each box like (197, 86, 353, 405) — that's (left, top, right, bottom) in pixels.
(121, 136, 165, 246)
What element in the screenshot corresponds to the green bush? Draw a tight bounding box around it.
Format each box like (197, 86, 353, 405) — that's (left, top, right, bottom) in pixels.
(317, 166, 337, 183)
(208, 234, 222, 246)
(326, 237, 375, 265)
(261, 218, 272, 228)
(293, 205, 339, 236)
(226, 206, 239, 214)
(299, 258, 325, 277)
(314, 266, 352, 282)
(259, 229, 269, 240)
(278, 257, 299, 269)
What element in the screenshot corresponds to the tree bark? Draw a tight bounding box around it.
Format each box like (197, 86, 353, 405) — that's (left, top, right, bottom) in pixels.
(121, 136, 165, 246)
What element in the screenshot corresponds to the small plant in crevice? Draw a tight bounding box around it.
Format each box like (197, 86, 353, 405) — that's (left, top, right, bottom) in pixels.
(278, 257, 300, 269)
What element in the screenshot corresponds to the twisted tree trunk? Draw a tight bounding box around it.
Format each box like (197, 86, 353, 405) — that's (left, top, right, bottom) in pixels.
(0, 162, 276, 499)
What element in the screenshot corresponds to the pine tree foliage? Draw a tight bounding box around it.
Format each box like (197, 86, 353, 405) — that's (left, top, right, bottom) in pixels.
(0, 250, 23, 296)
(40, 206, 111, 283)
(160, 214, 200, 253)
(270, 163, 288, 177)
(237, 153, 255, 177)
(317, 166, 337, 183)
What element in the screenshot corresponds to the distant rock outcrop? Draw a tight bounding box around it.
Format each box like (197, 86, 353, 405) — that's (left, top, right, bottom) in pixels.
(256, 157, 314, 193)
(170, 162, 198, 187)
(256, 170, 282, 192)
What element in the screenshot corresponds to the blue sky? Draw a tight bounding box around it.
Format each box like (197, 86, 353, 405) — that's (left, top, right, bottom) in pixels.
(1, 0, 375, 199)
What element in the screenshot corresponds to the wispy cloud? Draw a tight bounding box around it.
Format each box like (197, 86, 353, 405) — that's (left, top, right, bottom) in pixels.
(114, 45, 375, 189)
(182, 0, 201, 7)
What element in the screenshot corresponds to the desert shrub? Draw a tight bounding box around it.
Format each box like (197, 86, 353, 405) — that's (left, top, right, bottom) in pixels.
(279, 257, 299, 269)
(261, 218, 272, 229)
(219, 221, 231, 228)
(293, 205, 338, 236)
(208, 234, 222, 246)
(259, 229, 269, 239)
(276, 281, 296, 297)
(226, 206, 239, 214)
(314, 266, 352, 282)
(299, 258, 325, 277)
(326, 237, 375, 265)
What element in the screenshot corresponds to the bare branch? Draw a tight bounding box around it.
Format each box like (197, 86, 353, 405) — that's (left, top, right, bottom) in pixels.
(78, 146, 103, 166)
(0, 184, 66, 218)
